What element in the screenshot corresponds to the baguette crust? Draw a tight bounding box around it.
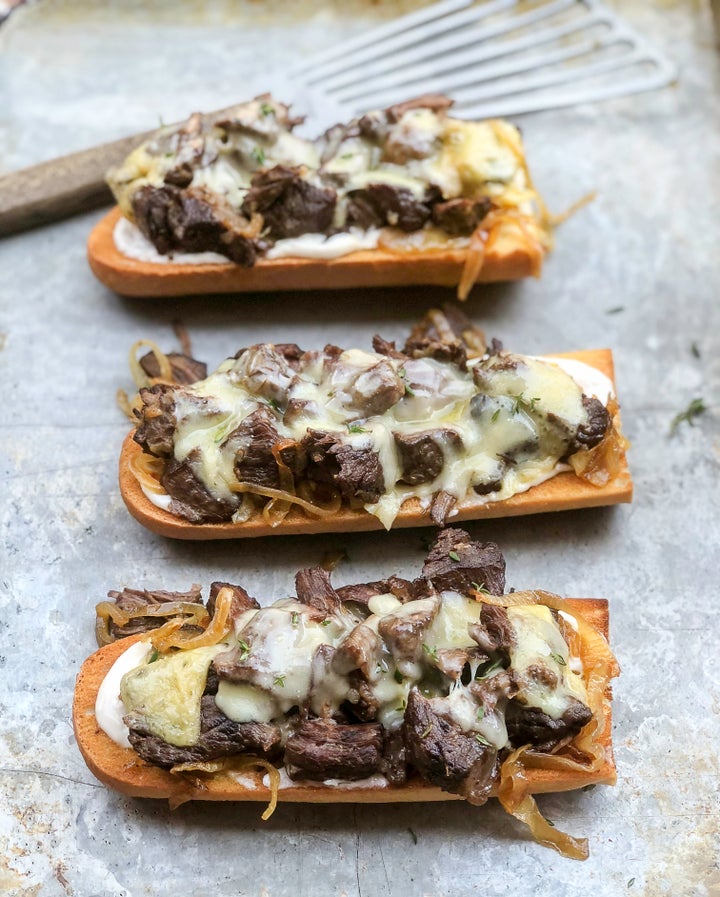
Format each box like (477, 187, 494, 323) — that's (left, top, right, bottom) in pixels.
(118, 348, 632, 540)
(73, 599, 616, 804)
(88, 207, 542, 298)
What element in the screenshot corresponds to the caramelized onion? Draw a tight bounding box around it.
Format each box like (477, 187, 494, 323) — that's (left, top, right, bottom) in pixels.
(570, 398, 629, 487)
(168, 756, 280, 820)
(128, 339, 173, 389)
(229, 481, 342, 520)
(94, 600, 209, 648)
(261, 440, 298, 527)
(129, 451, 167, 495)
(152, 587, 233, 652)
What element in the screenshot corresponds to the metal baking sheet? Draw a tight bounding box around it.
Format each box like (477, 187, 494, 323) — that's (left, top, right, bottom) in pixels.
(0, 2, 718, 895)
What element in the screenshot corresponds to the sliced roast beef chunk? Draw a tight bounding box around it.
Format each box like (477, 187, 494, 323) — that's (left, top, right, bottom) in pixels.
(431, 197, 492, 236)
(433, 647, 488, 682)
(505, 697, 593, 753)
(402, 689, 497, 805)
(470, 669, 520, 712)
(371, 334, 406, 360)
(284, 718, 383, 780)
(126, 696, 281, 769)
(303, 429, 384, 504)
(394, 429, 462, 486)
(421, 528, 506, 596)
(132, 185, 256, 265)
(430, 490, 457, 527)
(377, 596, 439, 662)
(161, 453, 237, 524)
(233, 344, 296, 405)
(386, 94, 454, 122)
(469, 604, 516, 657)
(332, 623, 382, 678)
(139, 351, 207, 385)
(206, 581, 260, 623)
(104, 585, 204, 640)
(345, 672, 381, 722)
(241, 165, 336, 239)
(402, 336, 467, 371)
(336, 582, 386, 608)
(133, 384, 177, 457)
(272, 343, 304, 370)
(346, 183, 432, 232)
(349, 359, 405, 416)
(224, 407, 283, 489)
(295, 567, 341, 616)
(568, 395, 611, 453)
(403, 304, 487, 361)
(380, 729, 407, 785)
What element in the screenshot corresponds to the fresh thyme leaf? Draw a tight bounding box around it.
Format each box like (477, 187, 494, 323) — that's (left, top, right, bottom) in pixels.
(251, 146, 266, 165)
(346, 422, 368, 434)
(551, 652, 567, 666)
(376, 659, 388, 675)
(691, 342, 701, 359)
(606, 306, 625, 315)
(476, 657, 504, 679)
(491, 407, 501, 423)
(670, 398, 706, 435)
(528, 396, 541, 411)
(476, 706, 485, 721)
(260, 102, 274, 116)
(627, 878, 635, 888)
(474, 733, 491, 746)
(471, 581, 490, 596)
(237, 639, 251, 661)
(265, 397, 280, 412)
(422, 643, 439, 662)
(394, 669, 404, 684)
(291, 612, 299, 626)
(420, 723, 433, 739)
(408, 827, 418, 845)
(545, 817, 556, 828)
(321, 619, 332, 627)
(448, 550, 460, 562)
(395, 699, 407, 712)
(273, 674, 286, 688)
(340, 152, 355, 160)
(148, 649, 159, 664)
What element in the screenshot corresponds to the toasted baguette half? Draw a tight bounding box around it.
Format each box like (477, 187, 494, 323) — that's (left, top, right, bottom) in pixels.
(73, 598, 615, 804)
(118, 348, 632, 540)
(88, 207, 543, 298)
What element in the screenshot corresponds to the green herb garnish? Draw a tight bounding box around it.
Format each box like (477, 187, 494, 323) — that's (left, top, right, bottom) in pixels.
(474, 733, 491, 746)
(491, 407, 501, 423)
(321, 619, 332, 627)
(397, 366, 415, 396)
(476, 706, 485, 721)
(273, 674, 286, 688)
(394, 669, 404, 684)
(260, 102, 274, 116)
(422, 643, 439, 663)
(670, 398, 706, 435)
(691, 342, 701, 358)
(545, 817, 556, 828)
(148, 649, 159, 664)
(627, 879, 635, 888)
(346, 422, 368, 434)
(408, 827, 418, 845)
(551, 652, 567, 666)
(420, 723, 433, 739)
(251, 146, 266, 165)
(395, 699, 407, 713)
(265, 397, 281, 412)
(340, 152, 355, 160)
(448, 550, 460, 562)
(291, 612, 299, 626)
(237, 639, 251, 661)
(475, 657, 504, 679)
(606, 306, 625, 315)
(471, 581, 490, 596)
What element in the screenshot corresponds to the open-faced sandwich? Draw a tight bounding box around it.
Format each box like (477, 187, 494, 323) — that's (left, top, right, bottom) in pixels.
(74, 528, 619, 860)
(119, 306, 631, 539)
(88, 94, 550, 297)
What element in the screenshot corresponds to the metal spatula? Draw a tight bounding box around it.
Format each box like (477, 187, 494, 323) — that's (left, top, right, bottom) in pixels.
(0, 0, 676, 237)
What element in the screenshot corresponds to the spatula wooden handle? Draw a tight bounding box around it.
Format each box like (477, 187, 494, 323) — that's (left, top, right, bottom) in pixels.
(0, 131, 156, 237)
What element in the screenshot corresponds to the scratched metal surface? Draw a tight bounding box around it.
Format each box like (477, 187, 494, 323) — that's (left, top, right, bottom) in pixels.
(1, 1, 719, 895)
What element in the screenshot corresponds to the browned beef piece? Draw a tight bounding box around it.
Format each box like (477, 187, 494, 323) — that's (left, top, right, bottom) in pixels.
(132, 185, 256, 265)
(346, 183, 432, 232)
(469, 669, 520, 712)
(104, 585, 203, 640)
(126, 696, 281, 769)
(402, 336, 467, 371)
(295, 567, 342, 616)
(273, 343, 304, 370)
(433, 647, 488, 682)
(206, 581, 260, 623)
(139, 351, 207, 385)
(371, 335, 406, 360)
(505, 698, 593, 753)
(431, 197, 492, 236)
(394, 429, 462, 485)
(380, 730, 407, 785)
(403, 304, 487, 362)
(233, 344, 296, 405)
(133, 384, 177, 457)
(242, 165, 336, 239)
(402, 690, 497, 804)
(345, 672, 381, 722)
(335, 582, 386, 607)
(303, 429, 384, 504)
(224, 407, 283, 489)
(377, 597, 439, 662)
(569, 396, 612, 453)
(161, 454, 237, 524)
(284, 718, 383, 780)
(386, 94, 454, 122)
(430, 490, 457, 527)
(332, 623, 382, 677)
(349, 360, 405, 416)
(421, 528, 506, 595)
(469, 604, 516, 657)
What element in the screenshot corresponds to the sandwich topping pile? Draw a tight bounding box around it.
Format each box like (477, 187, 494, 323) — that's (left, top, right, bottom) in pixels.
(94, 528, 619, 859)
(108, 94, 547, 280)
(128, 306, 625, 529)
